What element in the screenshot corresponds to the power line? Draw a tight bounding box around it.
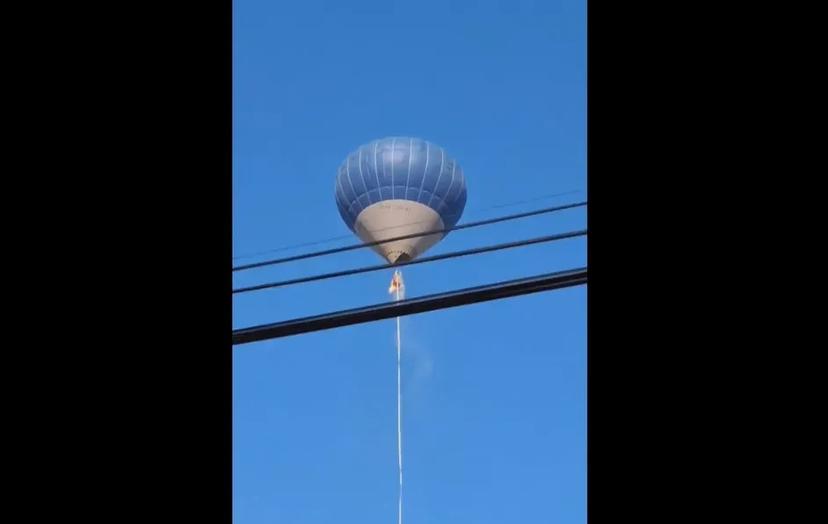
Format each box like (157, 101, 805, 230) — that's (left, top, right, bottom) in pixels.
(487, 190, 582, 209)
(231, 190, 583, 261)
(233, 229, 587, 294)
(233, 267, 587, 345)
(233, 200, 587, 272)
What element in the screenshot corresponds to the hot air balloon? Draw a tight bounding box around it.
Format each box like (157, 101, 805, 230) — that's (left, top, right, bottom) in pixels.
(334, 137, 467, 264)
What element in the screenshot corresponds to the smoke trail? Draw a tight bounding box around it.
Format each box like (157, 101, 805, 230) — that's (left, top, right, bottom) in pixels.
(389, 269, 405, 524)
(396, 310, 402, 524)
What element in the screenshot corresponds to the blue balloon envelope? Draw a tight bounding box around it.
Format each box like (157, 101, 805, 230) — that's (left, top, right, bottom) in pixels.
(335, 137, 467, 263)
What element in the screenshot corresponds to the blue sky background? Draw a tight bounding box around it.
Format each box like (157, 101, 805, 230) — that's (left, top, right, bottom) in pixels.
(233, 0, 586, 522)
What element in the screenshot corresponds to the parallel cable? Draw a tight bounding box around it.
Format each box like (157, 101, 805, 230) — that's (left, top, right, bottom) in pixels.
(232, 229, 587, 295)
(232, 267, 588, 344)
(233, 200, 587, 272)
(232, 190, 582, 262)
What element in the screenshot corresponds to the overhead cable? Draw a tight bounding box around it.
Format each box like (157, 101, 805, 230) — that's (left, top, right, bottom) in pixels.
(233, 200, 587, 272)
(233, 229, 587, 294)
(233, 267, 588, 344)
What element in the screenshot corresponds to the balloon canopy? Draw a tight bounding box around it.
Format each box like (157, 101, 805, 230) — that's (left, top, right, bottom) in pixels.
(335, 137, 467, 264)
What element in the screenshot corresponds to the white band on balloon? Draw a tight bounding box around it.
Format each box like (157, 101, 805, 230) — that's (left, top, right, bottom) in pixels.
(353, 199, 445, 264)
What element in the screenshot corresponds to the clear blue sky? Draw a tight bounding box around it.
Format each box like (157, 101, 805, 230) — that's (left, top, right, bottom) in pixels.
(233, 1, 586, 522)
